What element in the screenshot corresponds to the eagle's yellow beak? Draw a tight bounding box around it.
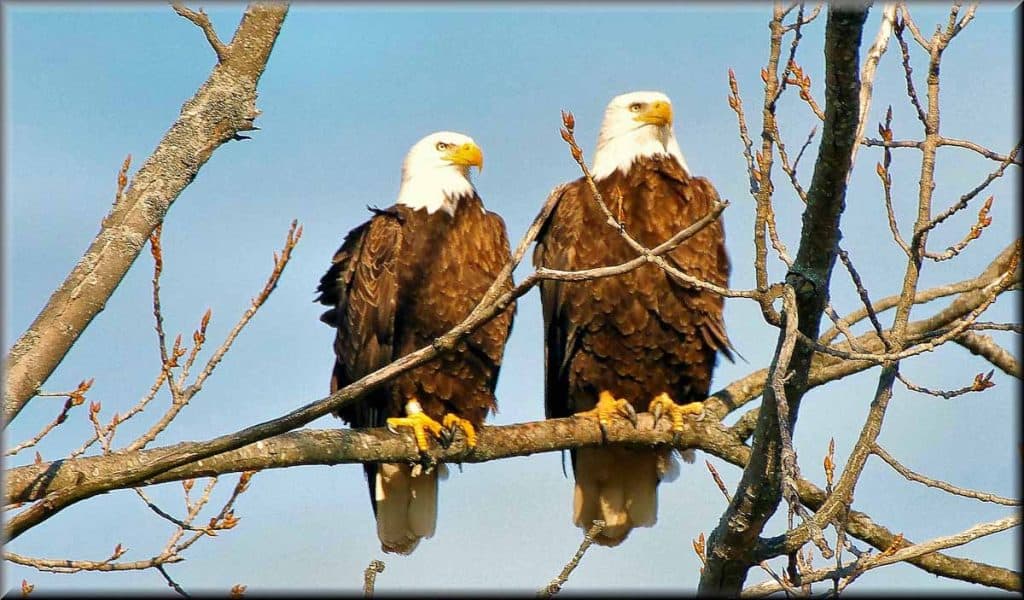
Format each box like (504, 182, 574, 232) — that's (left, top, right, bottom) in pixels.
(445, 142, 484, 172)
(635, 101, 673, 127)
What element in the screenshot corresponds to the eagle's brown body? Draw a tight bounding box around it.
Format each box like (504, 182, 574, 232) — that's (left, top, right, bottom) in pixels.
(317, 193, 514, 553)
(534, 154, 730, 545)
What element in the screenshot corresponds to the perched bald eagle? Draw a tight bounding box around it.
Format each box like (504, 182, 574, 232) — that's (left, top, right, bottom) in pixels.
(316, 131, 515, 555)
(534, 91, 732, 546)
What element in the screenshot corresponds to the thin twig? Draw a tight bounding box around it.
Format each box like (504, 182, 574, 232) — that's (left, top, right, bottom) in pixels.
(538, 520, 605, 598)
(743, 514, 1020, 597)
(6, 379, 93, 456)
(924, 145, 1019, 235)
(171, 3, 228, 62)
(127, 221, 302, 452)
(896, 369, 995, 399)
(894, 11, 928, 125)
(706, 460, 733, 502)
(156, 563, 191, 599)
(363, 559, 385, 597)
(872, 444, 1018, 505)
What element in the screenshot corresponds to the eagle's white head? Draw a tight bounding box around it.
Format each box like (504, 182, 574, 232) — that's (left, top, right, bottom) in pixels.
(590, 91, 690, 180)
(396, 131, 484, 216)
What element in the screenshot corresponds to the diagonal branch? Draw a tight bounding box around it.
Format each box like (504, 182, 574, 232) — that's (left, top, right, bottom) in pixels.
(172, 4, 229, 62)
(742, 515, 1020, 596)
(3, 2, 289, 427)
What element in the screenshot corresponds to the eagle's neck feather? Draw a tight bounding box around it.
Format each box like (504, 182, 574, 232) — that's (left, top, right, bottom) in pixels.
(591, 125, 690, 180)
(396, 168, 476, 216)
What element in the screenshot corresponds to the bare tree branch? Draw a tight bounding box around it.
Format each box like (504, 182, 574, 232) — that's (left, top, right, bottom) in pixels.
(742, 515, 1020, 597)
(172, 3, 229, 62)
(3, 2, 290, 427)
(538, 520, 605, 597)
(954, 332, 1021, 379)
(872, 444, 1019, 506)
(362, 559, 384, 597)
(700, 6, 869, 593)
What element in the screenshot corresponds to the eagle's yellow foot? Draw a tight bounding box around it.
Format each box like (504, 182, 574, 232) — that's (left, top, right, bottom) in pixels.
(386, 399, 443, 452)
(578, 390, 638, 439)
(649, 393, 704, 443)
(439, 413, 477, 449)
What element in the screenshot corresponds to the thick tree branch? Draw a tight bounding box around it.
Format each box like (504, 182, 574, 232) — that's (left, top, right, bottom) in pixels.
(8, 407, 1016, 591)
(699, 6, 869, 594)
(954, 332, 1021, 379)
(4, 414, 745, 505)
(3, 3, 289, 427)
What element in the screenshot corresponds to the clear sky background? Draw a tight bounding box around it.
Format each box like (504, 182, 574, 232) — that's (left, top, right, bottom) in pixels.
(3, 2, 1019, 595)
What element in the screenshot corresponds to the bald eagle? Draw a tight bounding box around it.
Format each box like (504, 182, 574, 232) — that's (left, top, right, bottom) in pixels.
(534, 91, 732, 546)
(316, 131, 515, 555)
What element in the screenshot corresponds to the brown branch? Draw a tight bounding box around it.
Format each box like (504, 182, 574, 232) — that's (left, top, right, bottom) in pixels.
(896, 369, 995, 399)
(894, 12, 928, 125)
(872, 444, 1019, 505)
(172, 3, 229, 62)
(699, 6, 869, 594)
(728, 68, 761, 196)
(150, 223, 170, 372)
(925, 144, 1019, 235)
(156, 564, 190, 599)
(702, 239, 1020, 428)
(837, 246, 889, 347)
(3, 2, 289, 427)
(538, 520, 605, 598)
(6, 409, 1015, 590)
(876, 107, 913, 256)
(363, 559, 384, 597)
(743, 514, 1020, 597)
(1, 177, 563, 540)
(6, 549, 182, 574)
(4, 414, 747, 505)
(954, 332, 1021, 379)
(127, 221, 301, 452)
(6, 379, 93, 457)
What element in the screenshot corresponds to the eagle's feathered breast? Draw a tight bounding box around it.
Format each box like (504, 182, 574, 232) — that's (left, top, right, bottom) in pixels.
(536, 155, 730, 418)
(318, 194, 515, 430)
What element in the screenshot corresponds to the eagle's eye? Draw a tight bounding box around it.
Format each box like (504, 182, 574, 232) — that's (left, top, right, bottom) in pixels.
(436, 142, 449, 151)
(629, 103, 643, 112)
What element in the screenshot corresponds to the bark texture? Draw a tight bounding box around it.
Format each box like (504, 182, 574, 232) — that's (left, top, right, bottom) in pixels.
(3, 3, 289, 426)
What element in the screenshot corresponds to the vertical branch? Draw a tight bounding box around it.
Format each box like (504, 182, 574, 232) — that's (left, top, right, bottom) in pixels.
(849, 3, 898, 177)
(699, 5, 869, 594)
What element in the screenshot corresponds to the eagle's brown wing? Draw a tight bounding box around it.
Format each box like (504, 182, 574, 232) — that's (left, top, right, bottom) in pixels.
(657, 168, 735, 362)
(534, 184, 584, 420)
(315, 207, 404, 428)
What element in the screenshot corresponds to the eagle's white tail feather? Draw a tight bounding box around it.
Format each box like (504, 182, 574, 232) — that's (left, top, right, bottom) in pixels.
(574, 447, 676, 546)
(374, 462, 443, 555)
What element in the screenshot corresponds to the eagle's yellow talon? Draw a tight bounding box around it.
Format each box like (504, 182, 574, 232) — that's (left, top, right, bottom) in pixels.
(648, 393, 704, 435)
(386, 399, 444, 452)
(578, 390, 638, 434)
(442, 413, 477, 448)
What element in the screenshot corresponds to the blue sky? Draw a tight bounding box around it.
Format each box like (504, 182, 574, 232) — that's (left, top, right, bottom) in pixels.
(3, 3, 1019, 594)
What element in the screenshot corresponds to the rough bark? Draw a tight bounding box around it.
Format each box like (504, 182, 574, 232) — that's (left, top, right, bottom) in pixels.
(699, 5, 869, 594)
(3, 3, 289, 427)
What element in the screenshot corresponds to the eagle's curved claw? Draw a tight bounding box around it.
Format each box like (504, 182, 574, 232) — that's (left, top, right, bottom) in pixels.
(652, 401, 664, 424)
(437, 427, 455, 449)
(579, 390, 637, 440)
(386, 402, 444, 452)
(442, 413, 477, 449)
(649, 393, 704, 441)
